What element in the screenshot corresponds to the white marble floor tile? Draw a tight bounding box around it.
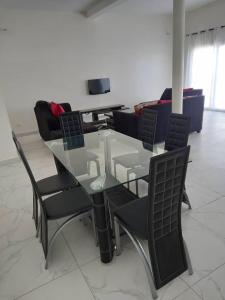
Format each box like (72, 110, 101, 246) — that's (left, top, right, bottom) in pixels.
(190, 196, 225, 239)
(0, 170, 30, 193)
(187, 164, 225, 196)
(0, 209, 36, 251)
(0, 161, 24, 178)
(0, 185, 33, 213)
(17, 269, 95, 300)
(173, 288, 201, 300)
(192, 263, 225, 300)
(181, 214, 225, 286)
(82, 249, 189, 300)
(185, 181, 221, 210)
(60, 218, 100, 267)
(0, 233, 78, 300)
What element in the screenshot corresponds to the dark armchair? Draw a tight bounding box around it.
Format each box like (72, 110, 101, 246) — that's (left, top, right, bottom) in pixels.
(34, 101, 72, 141)
(34, 101, 98, 141)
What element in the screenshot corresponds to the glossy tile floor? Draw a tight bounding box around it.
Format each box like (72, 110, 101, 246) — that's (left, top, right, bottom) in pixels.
(1, 111, 225, 300)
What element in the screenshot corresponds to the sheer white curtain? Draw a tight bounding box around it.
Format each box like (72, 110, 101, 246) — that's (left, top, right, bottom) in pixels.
(185, 27, 225, 110)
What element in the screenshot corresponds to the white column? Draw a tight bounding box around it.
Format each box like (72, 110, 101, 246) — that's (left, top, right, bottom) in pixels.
(172, 0, 186, 114)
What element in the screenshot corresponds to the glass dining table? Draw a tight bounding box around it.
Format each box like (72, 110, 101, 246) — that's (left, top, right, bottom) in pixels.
(45, 129, 166, 264)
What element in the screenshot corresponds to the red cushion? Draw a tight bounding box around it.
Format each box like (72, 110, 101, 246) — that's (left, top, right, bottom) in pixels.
(158, 99, 172, 104)
(50, 102, 65, 117)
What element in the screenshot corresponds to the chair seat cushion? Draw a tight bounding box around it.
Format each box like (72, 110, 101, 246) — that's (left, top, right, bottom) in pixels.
(105, 185, 137, 211)
(44, 187, 92, 220)
(37, 173, 76, 196)
(115, 196, 148, 239)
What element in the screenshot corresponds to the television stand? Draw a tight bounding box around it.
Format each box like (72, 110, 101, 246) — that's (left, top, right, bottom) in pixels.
(80, 104, 125, 122)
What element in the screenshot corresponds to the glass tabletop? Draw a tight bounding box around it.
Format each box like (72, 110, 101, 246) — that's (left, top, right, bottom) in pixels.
(45, 130, 166, 195)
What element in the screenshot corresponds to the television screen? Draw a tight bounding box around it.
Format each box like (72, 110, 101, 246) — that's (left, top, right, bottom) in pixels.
(88, 78, 110, 95)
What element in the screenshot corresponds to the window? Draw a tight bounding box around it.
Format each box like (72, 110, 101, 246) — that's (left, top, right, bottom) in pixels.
(191, 46, 215, 108)
(185, 28, 225, 110)
(214, 45, 225, 109)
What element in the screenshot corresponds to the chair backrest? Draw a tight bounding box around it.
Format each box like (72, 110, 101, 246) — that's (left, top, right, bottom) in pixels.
(12, 133, 44, 209)
(59, 111, 83, 138)
(138, 109, 158, 150)
(113, 111, 138, 139)
(164, 113, 191, 151)
(147, 146, 190, 288)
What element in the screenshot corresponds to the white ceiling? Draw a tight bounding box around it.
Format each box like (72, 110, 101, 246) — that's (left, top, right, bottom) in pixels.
(0, 0, 217, 14)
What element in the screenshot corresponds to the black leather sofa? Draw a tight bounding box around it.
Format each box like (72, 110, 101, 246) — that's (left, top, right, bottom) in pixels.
(34, 101, 97, 141)
(113, 94, 205, 143)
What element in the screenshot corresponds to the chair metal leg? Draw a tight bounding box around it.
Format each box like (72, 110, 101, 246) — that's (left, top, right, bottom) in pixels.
(41, 213, 48, 266)
(183, 188, 192, 210)
(36, 216, 41, 238)
(39, 214, 42, 243)
(33, 189, 38, 228)
(183, 239, 193, 275)
(45, 211, 90, 269)
(114, 217, 121, 255)
(118, 219, 158, 299)
(91, 209, 99, 246)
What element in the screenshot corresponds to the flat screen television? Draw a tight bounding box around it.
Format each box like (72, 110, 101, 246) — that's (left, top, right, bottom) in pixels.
(88, 78, 110, 95)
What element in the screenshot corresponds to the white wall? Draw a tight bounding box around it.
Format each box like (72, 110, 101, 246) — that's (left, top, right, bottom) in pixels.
(0, 92, 17, 162)
(186, 0, 225, 34)
(0, 9, 172, 134)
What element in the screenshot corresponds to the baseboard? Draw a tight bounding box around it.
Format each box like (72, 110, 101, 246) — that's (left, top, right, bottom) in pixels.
(16, 130, 39, 137)
(0, 157, 20, 166)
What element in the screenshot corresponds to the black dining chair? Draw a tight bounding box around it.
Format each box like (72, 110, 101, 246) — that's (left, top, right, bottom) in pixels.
(60, 111, 84, 138)
(134, 113, 192, 208)
(138, 108, 158, 148)
(112, 147, 193, 299)
(164, 113, 191, 151)
(113, 109, 158, 193)
(12, 132, 77, 230)
(59, 111, 100, 175)
(164, 114, 192, 209)
(15, 137, 95, 269)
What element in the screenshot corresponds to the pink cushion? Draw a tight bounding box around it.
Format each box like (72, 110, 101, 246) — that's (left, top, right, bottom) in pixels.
(50, 102, 65, 117)
(134, 100, 159, 115)
(158, 99, 172, 104)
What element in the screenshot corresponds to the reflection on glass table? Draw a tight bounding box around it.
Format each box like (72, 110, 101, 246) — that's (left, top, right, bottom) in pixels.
(112, 141, 166, 193)
(46, 130, 166, 194)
